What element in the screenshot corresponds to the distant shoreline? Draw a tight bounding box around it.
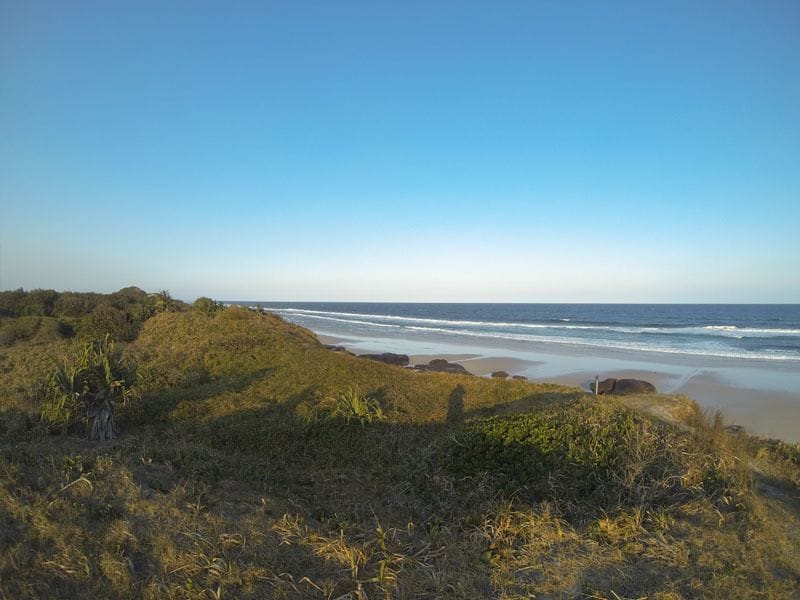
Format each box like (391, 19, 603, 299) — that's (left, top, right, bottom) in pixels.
(248, 302, 800, 362)
(316, 331, 800, 443)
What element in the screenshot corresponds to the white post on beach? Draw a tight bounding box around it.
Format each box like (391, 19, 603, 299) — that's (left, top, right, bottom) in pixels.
(594, 375, 599, 395)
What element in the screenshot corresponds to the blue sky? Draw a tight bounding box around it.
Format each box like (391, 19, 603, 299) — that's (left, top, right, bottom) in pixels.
(1, 1, 798, 302)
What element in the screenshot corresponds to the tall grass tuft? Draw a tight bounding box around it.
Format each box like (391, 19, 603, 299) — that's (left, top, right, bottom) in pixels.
(327, 386, 385, 425)
(40, 334, 135, 440)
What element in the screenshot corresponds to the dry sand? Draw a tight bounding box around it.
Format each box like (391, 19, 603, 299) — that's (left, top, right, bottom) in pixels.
(543, 368, 800, 442)
(315, 332, 800, 442)
(317, 333, 350, 346)
(673, 373, 800, 442)
(541, 369, 800, 442)
(455, 356, 541, 376)
(408, 353, 480, 364)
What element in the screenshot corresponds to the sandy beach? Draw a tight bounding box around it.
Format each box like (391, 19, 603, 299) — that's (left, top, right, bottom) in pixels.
(318, 331, 800, 442)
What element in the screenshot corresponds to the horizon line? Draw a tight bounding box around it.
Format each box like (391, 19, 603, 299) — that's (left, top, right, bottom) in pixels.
(225, 300, 800, 306)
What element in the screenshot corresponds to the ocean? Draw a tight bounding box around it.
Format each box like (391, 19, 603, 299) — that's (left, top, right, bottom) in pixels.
(243, 303, 800, 363)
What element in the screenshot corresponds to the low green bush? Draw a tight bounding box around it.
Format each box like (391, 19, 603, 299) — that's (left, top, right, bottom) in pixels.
(0, 316, 75, 346)
(0, 316, 43, 346)
(450, 400, 751, 515)
(451, 402, 637, 501)
(192, 296, 223, 315)
(85, 304, 139, 342)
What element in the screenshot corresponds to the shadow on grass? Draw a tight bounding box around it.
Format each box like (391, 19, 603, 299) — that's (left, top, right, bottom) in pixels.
(166, 384, 589, 491)
(446, 384, 465, 424)
(122, 367, 277, 425)
(464, 388, 586, 421)
(754, 472, 800, 514)
(0, 407, 39, 442)
(5, 378, 798, 598)
(141, 397, 498, 598)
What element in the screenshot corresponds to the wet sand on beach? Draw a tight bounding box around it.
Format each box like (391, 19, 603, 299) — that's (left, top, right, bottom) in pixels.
(315, 332, 800, 442)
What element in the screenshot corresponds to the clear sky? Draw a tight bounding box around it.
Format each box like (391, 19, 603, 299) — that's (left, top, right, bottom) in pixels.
(1, 1, 799, 302)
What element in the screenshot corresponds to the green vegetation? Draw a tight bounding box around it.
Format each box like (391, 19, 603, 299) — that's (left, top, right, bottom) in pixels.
(0, 287, 192, 347)
(192, 296, 224, 316)
(40, 335, 135, 440)
(0, 288, 798, 598)
(453, 404, 639, 494)
(451, 402, 751, 520)
(0, 315, 74, 346)
(326, 386, 386, 425)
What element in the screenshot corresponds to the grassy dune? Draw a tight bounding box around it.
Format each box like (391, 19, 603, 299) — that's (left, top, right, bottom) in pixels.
(1, 306, 799, 598)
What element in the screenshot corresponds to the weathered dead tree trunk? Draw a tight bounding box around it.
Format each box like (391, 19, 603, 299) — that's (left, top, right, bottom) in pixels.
(87, 390, 117, 441)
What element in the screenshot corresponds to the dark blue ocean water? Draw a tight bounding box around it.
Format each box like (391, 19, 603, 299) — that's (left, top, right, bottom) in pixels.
(241, 303, 800, 362)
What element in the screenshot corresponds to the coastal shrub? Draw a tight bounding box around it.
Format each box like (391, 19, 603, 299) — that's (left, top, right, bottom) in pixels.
(154, 290, 178, 313)
(54, 291, 102, 317)
(0, 316, 75, 346)
(450, 400, 751, 515)
(86, 304, 139, 342)
(0, 288, 166, 344)
(40, 335, 136, 440)
(751, 438, 800, 486)
(193, 296, 223, 315)
(0, 316, 43, 346)
(0, 288, 62, 317)
(21, 288, 59, 316)
(451, 402, 638, 504)
(327, 386, 385, 425)
(110, 285, 149, 306)
(0, 288, 27, 317)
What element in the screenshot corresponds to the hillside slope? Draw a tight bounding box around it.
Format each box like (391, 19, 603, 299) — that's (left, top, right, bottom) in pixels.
(1, 307, 798, 598)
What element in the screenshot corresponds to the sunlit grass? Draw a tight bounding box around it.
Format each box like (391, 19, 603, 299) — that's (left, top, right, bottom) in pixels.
(0, 303, 798, 598)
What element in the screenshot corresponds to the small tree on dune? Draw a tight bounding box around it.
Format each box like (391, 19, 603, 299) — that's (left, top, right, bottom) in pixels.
(153, 290, 177, 313)
(193, 296, 222, 316)
(41, 335, 135, 441)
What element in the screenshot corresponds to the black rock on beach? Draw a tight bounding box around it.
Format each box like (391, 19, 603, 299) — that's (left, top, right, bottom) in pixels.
(359, 352, 410, 366)
(595, 377, 656, 395)
(414, 359, 470, 374)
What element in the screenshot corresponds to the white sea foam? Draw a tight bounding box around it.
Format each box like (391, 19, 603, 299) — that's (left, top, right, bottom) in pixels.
(276, 308, 493, 327)
(268, 308, 800, 362)
(275, 308, 633, 331)
(289, 313, 401, 328)
(702, 325, 800, 335)
(401, 326, 800, 361)
(271, 308, 800, 338)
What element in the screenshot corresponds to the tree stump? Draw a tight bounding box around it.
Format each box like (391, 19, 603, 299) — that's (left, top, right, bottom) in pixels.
(87, 390, 117, 441)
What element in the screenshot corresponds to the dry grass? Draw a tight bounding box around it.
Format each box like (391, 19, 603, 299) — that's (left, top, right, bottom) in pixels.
(0, 306, 798, 598)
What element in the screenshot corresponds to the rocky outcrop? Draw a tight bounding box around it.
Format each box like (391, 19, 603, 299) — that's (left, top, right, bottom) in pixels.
(595, 377, 656, 395)
(359, 352, 410, 366)
(595, 378, 617, 394)
(613, 379, 656, 394)
(512, 375, 528, 381)
(324, 344, 355, 355)
(414, 359, 470, 374)
(491, 371, 509, 379)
